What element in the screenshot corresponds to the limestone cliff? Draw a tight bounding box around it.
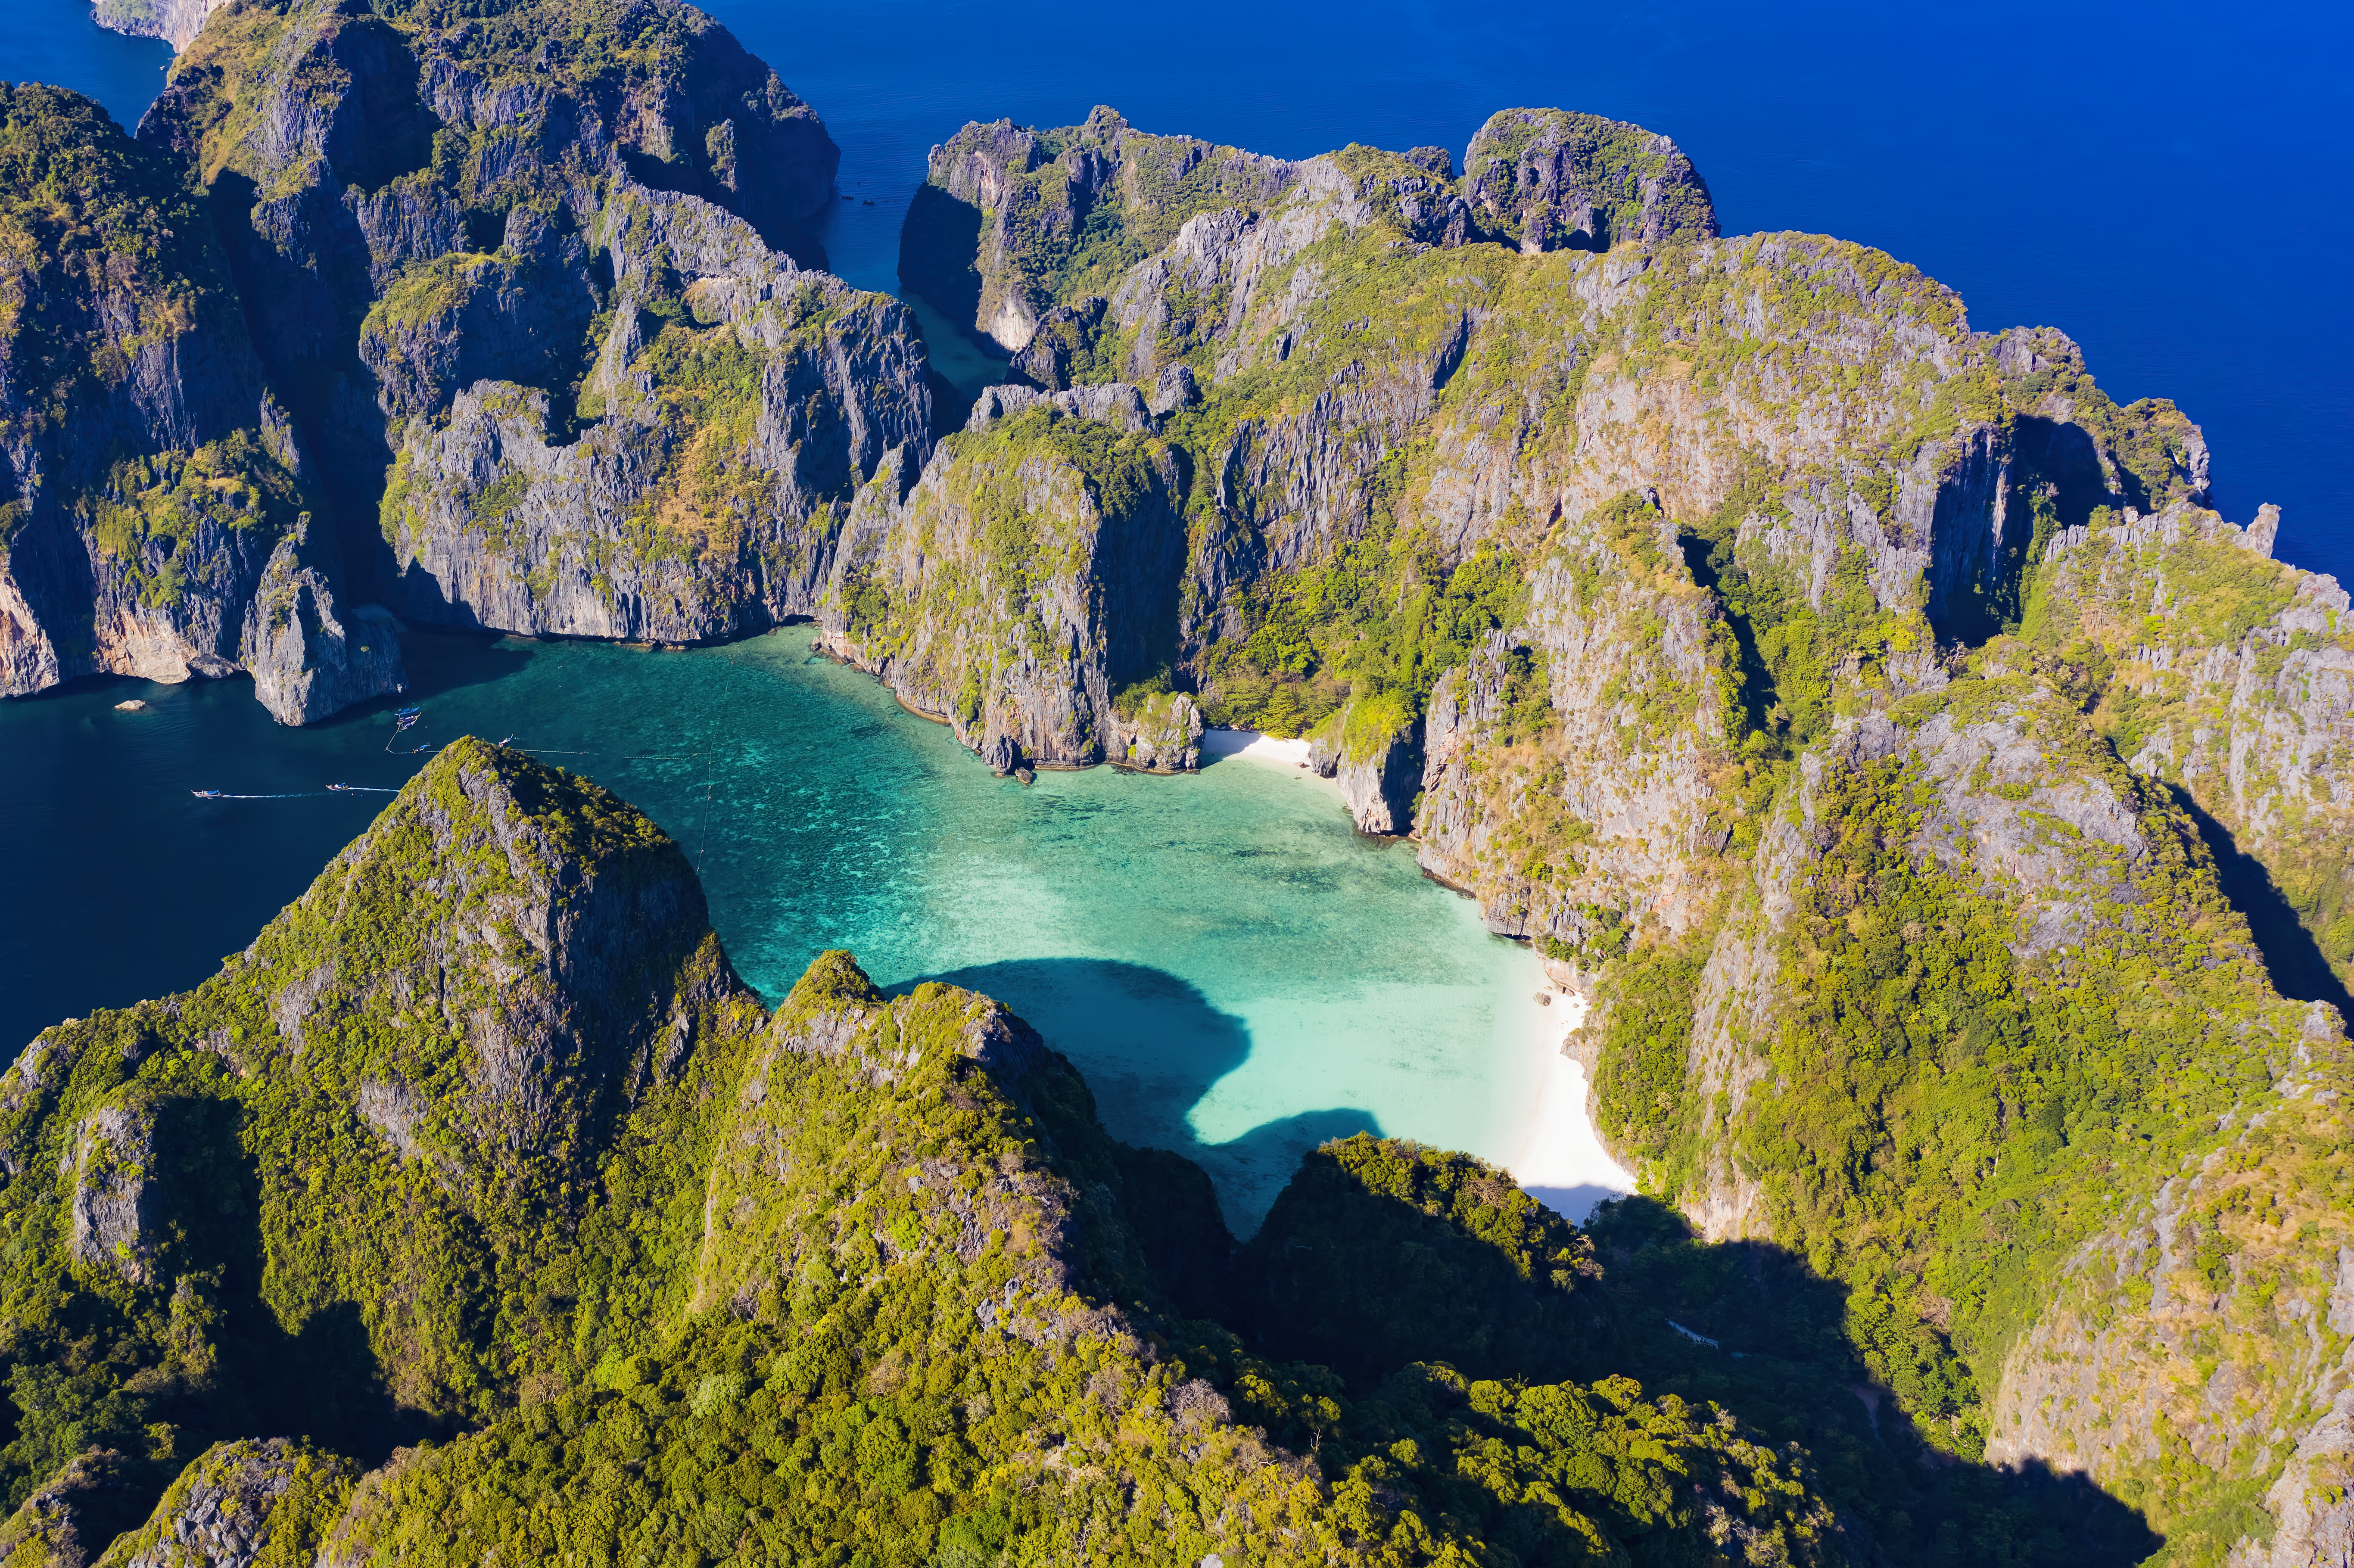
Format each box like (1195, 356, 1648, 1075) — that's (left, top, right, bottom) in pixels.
(816, 386, 1200, 772)
(376, 187, 929, 640)
(0, 83, 401, 722)
(1980, 1008, 2354, 1553)
(887, 106, 2239, 944)
(90, 0, 228, 53)
(1462, 106, 1718, 253)
(902, 104, 1303, 355)
(2021, 499, 2354, 997)
(1578, 676, 2349, 1547)
(129, 0, 919, 644)
(0, 740, 768, 1447)
(0, 1449, 150, 1568)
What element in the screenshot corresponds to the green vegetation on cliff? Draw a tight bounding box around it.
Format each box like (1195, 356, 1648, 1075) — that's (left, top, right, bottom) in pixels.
(0, 83, 224, 423)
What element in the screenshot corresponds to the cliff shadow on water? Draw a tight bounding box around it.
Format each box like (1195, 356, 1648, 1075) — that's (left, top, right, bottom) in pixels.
(379, 628, 540, 706)
(904, 957, 1382, 1232)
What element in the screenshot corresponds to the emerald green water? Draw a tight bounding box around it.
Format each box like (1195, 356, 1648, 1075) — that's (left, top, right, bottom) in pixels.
(1, 630, 1579, 1229)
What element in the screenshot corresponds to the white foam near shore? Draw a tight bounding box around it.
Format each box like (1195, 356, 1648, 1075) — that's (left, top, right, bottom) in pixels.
(1507, 986, 1638, 1222)
(1199, 727, 1341, 799)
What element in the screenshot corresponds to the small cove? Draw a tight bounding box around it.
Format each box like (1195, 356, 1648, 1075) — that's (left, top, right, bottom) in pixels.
(0, 628, 1633, 1231)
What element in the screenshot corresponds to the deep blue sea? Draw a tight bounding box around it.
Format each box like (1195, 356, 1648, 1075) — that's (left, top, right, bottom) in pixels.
(0, 0, 2346, 1223)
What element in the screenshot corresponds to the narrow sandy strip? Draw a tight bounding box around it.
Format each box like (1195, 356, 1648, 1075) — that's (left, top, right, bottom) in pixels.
(1199, 727, 1342, 800)
(1510, 989, 1638, 1223)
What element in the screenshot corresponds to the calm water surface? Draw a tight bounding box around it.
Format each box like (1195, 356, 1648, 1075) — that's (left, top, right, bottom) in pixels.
(0, 631, 1554, 1229)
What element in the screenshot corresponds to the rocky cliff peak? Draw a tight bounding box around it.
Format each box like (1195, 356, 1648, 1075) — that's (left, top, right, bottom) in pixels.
(228, 735, 741, 1167)
(1463, 105, 1719, 252)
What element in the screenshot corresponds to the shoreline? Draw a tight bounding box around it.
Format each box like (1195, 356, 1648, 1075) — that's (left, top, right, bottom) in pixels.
(1198, 726, 1344, 801)
(1504, 963, 1638, 1223)
(1200, 723, 1632, 1223)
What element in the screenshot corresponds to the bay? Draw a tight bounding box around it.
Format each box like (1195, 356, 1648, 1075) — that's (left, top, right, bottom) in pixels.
(1, 0, 2345, 1226)
(0, 628, 1620, 1230)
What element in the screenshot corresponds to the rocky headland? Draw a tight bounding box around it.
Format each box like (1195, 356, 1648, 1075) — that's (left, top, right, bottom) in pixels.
(858, 98, 2354, 1555)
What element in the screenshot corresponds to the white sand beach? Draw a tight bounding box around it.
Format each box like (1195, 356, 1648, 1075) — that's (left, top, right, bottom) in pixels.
(1507, 985, 1638, 1222)
(1204, 724, 1631, 1223)
(1198, 727, 1342, 800)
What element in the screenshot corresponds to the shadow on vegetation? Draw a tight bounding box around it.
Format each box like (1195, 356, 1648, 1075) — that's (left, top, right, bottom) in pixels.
(1231, 1153, 2163, 1566)
(2174, 785, 2353, 1013)
(1581, 1197, 2162, 1565)
(0, 1092, 424, 1524)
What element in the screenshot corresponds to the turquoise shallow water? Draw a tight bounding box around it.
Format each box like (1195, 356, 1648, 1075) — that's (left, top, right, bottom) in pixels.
(0, 631, 1552, 1230)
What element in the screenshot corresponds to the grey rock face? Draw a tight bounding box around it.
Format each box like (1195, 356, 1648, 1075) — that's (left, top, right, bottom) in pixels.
(905, 104, 1301, 354)
(2231, 1388, 2354, 1568)
(0, 84, 401, 722)
(2028, 498, 2354, 993)
(127, 0, 868, 648)
(1463, 107, 1717, 252)
(90, 0, 227, 51)
(64, 1098, 161, 1285)
(244, 518, 407, 724)
(110, 1438, 354, 1568)
(818, 398, 1188, 772)
(379, 184, 931, 641)
(1308, 697, 1420, 834)
(245, 738, 738, 1168)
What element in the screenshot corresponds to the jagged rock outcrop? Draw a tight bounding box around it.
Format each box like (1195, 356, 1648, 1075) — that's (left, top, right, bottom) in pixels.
(1308, 694, 1420, 834)
(64, 1095, 165, 1285)
(237, 735, 744, 1167)
(2233, 1383, 2354, 1568)
(0, 1449, 150, 1568)
(242, 518, 405, 723)
(2024, 498, 2354, 994)
(816, 395, 1193, 772)
(1462, 107, 1718, 252)
(128, 0, 905, 644)
(378, 185, 930, 640)
(102, 1439, 354, 1568)
(0, 83, 401, 722)
(903, 104, 1303, 354)
(886, 106, 2231, 902)
(1415, 493, 1730, 937)
(0, 739, 770, 1434)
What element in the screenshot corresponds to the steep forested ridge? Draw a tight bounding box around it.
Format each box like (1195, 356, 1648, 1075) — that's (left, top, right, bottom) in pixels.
(841, 100, 2354, 1565)
(6, 0, 2352, 1559)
